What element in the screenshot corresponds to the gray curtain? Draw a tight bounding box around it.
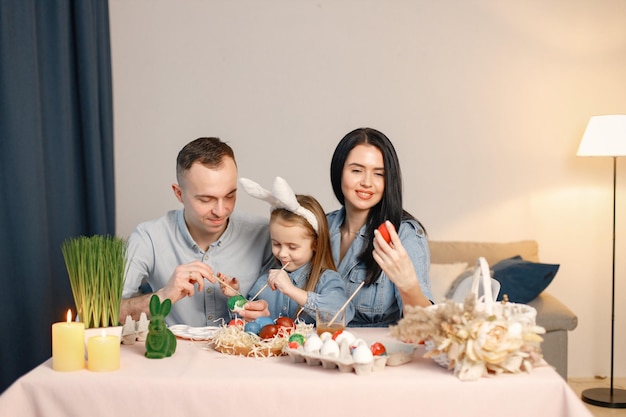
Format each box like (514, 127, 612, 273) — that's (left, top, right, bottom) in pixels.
(0, 0, 114, 393)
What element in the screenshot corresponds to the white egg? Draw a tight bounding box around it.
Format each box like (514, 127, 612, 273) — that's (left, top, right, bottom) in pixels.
(351, 344, 374, 364)
(320, 332, 333, 341)
(304, 333, 323, 353)
(334, 330, 356, 346)
(339, 339, 352, 359)
(350, 338, 367, 351)
(320, 338, 340, 358)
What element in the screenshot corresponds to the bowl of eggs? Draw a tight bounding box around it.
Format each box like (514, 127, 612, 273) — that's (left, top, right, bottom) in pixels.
(211, 316, 313, 357)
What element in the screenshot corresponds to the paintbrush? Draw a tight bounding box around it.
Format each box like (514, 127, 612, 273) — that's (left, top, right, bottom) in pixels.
(214, 273, 242, 296)
(249, 262, 289, 301)
(327, 281, 365, 326)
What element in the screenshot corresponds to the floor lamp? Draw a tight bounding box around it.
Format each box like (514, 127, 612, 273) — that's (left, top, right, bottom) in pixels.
(577, 114, 626, 408)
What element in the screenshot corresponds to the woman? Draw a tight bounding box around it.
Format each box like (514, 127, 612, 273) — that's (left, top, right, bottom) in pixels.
(327, 128, 433, 327)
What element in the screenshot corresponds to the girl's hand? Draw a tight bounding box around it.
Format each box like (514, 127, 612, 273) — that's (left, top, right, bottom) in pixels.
(268, 268, 293, 293)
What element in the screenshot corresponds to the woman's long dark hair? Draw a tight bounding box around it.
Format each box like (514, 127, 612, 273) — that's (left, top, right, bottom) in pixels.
(330, 128, 425, 285)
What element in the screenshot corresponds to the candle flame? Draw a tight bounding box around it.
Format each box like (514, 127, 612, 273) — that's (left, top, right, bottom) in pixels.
(66, 309, 72, 323)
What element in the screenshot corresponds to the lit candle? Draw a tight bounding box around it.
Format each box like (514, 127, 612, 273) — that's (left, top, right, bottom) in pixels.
(87, 330, 120, 372)
(52, 310, 85, 371)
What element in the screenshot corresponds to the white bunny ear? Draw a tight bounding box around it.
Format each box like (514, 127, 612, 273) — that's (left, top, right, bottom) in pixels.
(239, 178, 280, 207)
(272, 177, 300, 211)
(272, 177, 319, 233)
(239, 176, 319, 233)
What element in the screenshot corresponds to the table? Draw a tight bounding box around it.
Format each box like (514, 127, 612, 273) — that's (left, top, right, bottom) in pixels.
(0, 328, 592, 417)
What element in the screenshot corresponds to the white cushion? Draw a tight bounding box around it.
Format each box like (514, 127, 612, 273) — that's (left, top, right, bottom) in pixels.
(429, 262, 468, 302)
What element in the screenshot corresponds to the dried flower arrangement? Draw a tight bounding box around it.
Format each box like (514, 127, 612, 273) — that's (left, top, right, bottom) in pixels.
(390, 294, 546, 381)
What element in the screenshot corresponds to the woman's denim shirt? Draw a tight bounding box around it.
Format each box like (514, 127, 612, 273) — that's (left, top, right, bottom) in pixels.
(247, 262, 355, 325)
(327, 208, 432, 327)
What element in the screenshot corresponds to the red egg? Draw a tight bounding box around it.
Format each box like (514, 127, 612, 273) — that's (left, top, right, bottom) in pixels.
(331, 329, 344, 340)
(259, 324, 279, 340)
(227, 318, 244, 327)
(370, 342, 387, 356)
(377, 223, 391, 243)
(275, 316, 295, 330)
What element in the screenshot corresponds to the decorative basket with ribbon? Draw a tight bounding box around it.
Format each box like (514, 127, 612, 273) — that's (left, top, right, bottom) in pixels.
(390, 257, 546, 381)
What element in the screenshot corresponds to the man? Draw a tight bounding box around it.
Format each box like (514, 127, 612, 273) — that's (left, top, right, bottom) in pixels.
(120, 137, 273, 326)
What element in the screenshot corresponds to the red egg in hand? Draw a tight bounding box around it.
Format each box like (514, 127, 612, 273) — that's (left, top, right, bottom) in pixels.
(377, 222, 392, 243)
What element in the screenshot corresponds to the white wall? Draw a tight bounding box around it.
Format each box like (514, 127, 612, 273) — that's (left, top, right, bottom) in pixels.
(109, 0, 626, 378)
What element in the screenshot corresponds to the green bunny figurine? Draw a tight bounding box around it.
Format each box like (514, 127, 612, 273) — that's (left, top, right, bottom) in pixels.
(145, 295, 177, 359)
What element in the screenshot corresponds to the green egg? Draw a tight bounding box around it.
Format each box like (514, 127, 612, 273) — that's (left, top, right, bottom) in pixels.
(288, 333, 305, 345)
(227, 295, 247, 311)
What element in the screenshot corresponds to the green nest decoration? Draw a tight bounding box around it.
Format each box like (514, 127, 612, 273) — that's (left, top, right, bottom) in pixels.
(61, 235, 127, 328)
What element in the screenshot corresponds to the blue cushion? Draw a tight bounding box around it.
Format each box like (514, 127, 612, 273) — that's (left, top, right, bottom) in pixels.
(491, 256, 559, 304)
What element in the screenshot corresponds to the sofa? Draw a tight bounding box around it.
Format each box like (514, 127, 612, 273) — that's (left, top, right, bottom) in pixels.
(428, 240, 578, 380)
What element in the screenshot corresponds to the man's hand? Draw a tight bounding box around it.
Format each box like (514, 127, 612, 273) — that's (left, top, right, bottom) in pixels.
(157, 261, 215, 303)
(238, 299, 270, 321)
(216, 272, 240, 297)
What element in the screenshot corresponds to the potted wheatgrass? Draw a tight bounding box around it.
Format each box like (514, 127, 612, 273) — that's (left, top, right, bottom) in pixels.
(61, 235, 127, 329)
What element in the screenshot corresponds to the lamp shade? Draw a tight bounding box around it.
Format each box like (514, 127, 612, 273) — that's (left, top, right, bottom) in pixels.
(577, 115, 626, 157)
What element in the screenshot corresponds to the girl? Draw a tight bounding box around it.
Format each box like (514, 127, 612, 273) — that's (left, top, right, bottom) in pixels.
(226, 177, 354, 325)
(327, 127, 433, 327)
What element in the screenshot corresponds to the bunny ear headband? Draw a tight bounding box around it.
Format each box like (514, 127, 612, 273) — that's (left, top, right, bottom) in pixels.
(239, 176, 319, 233)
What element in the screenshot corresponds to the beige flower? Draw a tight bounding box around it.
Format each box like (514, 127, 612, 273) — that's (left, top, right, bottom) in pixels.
(468, 320, 522, 364)
(390, 294, 546, 381)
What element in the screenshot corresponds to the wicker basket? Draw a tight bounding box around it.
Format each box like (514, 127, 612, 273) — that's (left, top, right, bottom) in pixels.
(424, 257, 539, 371)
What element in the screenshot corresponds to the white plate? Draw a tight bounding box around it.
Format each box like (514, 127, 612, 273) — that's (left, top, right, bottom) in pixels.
(168, 325, 220, 340)
(383, 341, 416, 366)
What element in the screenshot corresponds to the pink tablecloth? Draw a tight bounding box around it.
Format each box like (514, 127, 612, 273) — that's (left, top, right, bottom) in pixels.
(0, 328, 592, 417)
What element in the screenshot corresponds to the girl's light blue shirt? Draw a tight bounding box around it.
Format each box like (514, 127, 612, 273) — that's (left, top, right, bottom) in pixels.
(248, 263, 355, 325)
(327, 208, 432, 327)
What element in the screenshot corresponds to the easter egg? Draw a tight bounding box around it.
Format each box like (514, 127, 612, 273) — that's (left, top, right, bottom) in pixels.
(377, 222, 391, 243)
(370, 342, 387, 356)
(227, 295, 247, 312)
(288, 333, 305, 346)
(334, 330, 356, 346)
(352, 341, 374, 364)
(331, 329, 343, 340)
(228, 318, 244, 327)
(275, 316, 295, 330)
(320, 338, 340, 358)
(254, 316, 274, 328)
(259, 324, 279, 340)
(244, 321, 261, 335)
(320, 332, 333, 341)
(303, 333, 323, 353)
